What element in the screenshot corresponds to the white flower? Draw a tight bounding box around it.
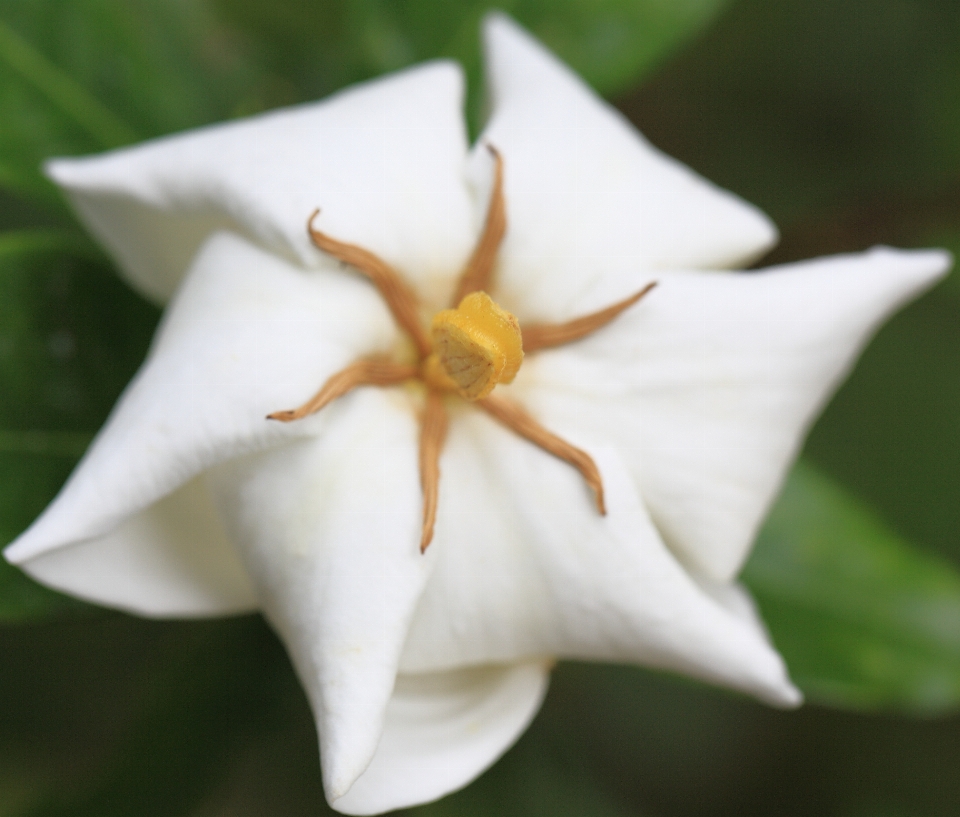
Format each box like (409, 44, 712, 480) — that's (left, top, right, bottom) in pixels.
(4, 13, 950, 815)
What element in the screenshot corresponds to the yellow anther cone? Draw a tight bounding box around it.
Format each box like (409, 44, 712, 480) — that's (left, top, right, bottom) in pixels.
(430, 292, 523, 400)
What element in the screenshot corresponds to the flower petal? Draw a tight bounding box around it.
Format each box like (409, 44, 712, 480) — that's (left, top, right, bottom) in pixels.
(518, 247, 951, 582)
(400, 408, 800, 708)
(5, 231, 394, 613)
(474, 13, 777, 323)
(205, 388, 431, 805)
(13, 476, 256, 616)
(46, 62, 475, 306)
(331, 662, 550, 815)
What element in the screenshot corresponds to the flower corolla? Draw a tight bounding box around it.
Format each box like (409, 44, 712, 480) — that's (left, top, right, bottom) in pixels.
(4, 14, 950, 815)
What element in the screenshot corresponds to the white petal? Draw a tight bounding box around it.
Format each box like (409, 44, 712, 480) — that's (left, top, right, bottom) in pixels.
(47, 62, 475, 306)
(5, 231, 394, 608)
(332, 662, 550, 815)
(474, 13, 777, 323)
(518, 247, 951, 582)
(206, 388, 431, 804)
(14, 476, 256, 616)
(400, 408, 800, 708)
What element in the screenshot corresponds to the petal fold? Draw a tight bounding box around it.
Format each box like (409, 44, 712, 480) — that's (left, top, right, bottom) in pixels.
(332, 662, 549, 815)
(206, 389, 431, 804)
(13, 476, 256, 616)
(474, 13, 777, 323)
(47, 62, 475, 305)
(5, 231, 394, 614)
(400, 409, 800, 708)
(518, 247, 951, 581)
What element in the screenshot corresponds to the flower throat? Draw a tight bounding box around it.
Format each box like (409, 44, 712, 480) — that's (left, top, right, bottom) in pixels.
(268, 146, 655, 551)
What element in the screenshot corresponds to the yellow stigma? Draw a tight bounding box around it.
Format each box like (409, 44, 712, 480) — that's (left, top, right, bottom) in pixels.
(429, 291, 523, 400)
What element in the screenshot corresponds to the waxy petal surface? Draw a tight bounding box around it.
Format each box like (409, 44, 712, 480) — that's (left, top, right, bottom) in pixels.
(332, 662, 549, 815)
(400, 409, 800, 708)
(15, 476, 255, 616)
(46, 62, 475, 306)
(5, 231, 395, 613)
(516, 248, 950, 581)
(474, 14, 777, 324)
(206, 388, 429, 805)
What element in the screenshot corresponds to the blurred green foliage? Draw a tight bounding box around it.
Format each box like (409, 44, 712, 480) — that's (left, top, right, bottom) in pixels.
(745, 463, 960, 714)
(1, 0, 959, 815)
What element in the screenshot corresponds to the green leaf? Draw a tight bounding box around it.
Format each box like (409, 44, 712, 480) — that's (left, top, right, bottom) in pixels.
(214, 0, 733, 134)
(0, 161, 62, 207)
(0, 228, 104, 263)
(0, 247, 158, 432)
(744, 460, 960, 714)
(507, 0, 732, 96)
(0, 242, 157, 622)
(0, 2, 272, 206)
(0, 16, 137, 149)
(0, 429, 92, 458)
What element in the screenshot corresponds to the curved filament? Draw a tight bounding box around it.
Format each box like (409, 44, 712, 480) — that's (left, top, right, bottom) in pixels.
(308, 210, 432, 356)
(419, 390, 449, 552)
(478, 394, 605, 514)
(451, 145, 506, 305)
(521, 282, 657, 353)
(267, 358, 417, 422)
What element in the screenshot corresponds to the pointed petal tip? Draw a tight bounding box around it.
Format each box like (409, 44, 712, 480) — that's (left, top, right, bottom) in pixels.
(480, 9, 577, 91)
(325, 770, 363, 810)
(1, 540, 23, 568)
(42, 156, 70, 185)
(715, 200, 778, 268)
(758, 669, 804, 709)
(4, 538, 24, 565)
(481, 9, 519, 39)
(43, 152, 120, 192)
(3, 524, 51, 565)
(779, 682, 805, 709)
(749, 646, 803, 708)
(747, 207, 779, 258)
(325, 663, 550, 815)
(867, 244, 954, 282)
(316, 699, 390, 808)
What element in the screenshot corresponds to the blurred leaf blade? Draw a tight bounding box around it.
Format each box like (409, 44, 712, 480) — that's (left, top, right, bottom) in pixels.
(0, 0, 271, 202)
(0, 162, 62, 208)
(0, 228, 103, 263)
(509, 0, 732, 96)
(0, 429, 92, 458)
(0, 16, 138, 149)
(214, 0, 734, 134)
(744, 460, 960, 714)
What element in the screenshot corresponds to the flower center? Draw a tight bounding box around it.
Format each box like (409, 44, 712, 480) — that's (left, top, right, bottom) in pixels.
(268, 146, 655, 551)
(424, 291, 523, 400)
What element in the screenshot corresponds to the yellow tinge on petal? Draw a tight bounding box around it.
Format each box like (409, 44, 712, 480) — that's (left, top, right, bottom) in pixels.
(430, 291, 523, 400)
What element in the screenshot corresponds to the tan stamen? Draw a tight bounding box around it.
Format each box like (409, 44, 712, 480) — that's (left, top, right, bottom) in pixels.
(450, 145, 506, 306)
(308, 210, 432, 357)
(419, 390, 449, 552)
(478, 394, 606, 515)
(267, 358, 417, 422)
(522, 282, 657, 353)
(270, 156, 655, 554)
